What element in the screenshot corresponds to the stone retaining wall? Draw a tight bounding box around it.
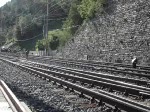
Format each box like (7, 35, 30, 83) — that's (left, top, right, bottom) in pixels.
(57, 0, 150, 65)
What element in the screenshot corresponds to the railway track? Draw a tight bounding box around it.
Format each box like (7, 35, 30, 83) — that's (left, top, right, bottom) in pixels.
(2, 52, 150, 74)
(26, 55, 150, 87)
(1, 54, 150, 93)
(1, 54, 150, 89)
(22, 61, 150, 93)
(0, 56, 150, 112)
(0, 80, 27, 112)
(2, 52, 150, 70)
(46, 60, 150, 79)
(26, 55, 150, 81)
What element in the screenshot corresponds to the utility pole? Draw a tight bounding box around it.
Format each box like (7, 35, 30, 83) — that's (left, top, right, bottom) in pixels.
(43, 15, 45, 37)
(0, 10, 3, 33)
(46, 0, 49, 55)
(43, 15, 46, 55)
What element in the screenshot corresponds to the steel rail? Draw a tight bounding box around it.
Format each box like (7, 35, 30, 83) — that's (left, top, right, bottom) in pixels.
(0, 54, 150, 86)
(0, 80, 27, 112)
(52, 60, 150, 79)
(1, 53, 150, 75)
(1, 52, 150, 71)
(21, 63, 150, 96)
(54, 66, 149, 85)
(55, 57, 150, 71)
(67, 61, 150, 74)
(3, 58, 150, 112)
(30, 55, 150, 71)
(26, 61, 149, 86)
(39, 57, 150, 75)
(1, 56, 150, 96)
(92, 61, 150, 71)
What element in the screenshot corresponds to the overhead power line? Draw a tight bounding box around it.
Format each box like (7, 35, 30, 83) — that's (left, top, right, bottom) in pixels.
(15, 23, 81, 42)
(16, 33, 43, 42)
(22, 0, 67, 30)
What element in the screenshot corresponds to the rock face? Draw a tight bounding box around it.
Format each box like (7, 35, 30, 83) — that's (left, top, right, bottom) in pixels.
(59, 0, 150, 65)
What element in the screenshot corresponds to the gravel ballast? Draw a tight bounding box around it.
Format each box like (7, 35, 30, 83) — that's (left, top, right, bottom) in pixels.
(0, 60, 104, 112)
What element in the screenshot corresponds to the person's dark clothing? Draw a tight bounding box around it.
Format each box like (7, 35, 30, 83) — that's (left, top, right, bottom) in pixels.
(26, 50, 29, 59)
(132, 58, 137, 68)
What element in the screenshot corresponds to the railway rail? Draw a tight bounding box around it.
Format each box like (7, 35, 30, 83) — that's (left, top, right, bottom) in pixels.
(27, 54, 150, 70)
(45, 60, 150, 79)
(1, 54, 150, 88)
(22, 61, 150, 94)
(24, 55, 150, 81)
(26, 55, 150, 87)
(1, 54, 150, 94)
(0, 56, 150, 112)
(1, 52, 149, 69)
(0, 80, 27, 112)
(2, 52, 150, 74)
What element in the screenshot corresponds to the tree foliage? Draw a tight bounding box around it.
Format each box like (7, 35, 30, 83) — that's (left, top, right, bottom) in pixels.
(0, 0, 105, 50)
(36, 0, 105, 51)
(49, 36, 60, 50)
(63, 0, 83, 34)
(15, 25, 21, 40)
(36, 40, 45, 50)
(78, 0, 106, 19)
(0, 0, 68, 50)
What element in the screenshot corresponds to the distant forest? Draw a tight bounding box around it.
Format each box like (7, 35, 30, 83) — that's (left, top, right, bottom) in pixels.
(0, 0, 69, 49)
(0, 0, 104, 50)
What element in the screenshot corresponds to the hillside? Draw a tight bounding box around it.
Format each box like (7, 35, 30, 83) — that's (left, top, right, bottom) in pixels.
(1, 0, 150, 65)
(0, 0, 69, 50)
(58, 0, 150, 65)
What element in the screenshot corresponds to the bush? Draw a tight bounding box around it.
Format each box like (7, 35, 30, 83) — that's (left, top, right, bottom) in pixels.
(49, 36, 59, 50)
(63, 0, 83, 34)
(78, 0, 105, 19)
(36, 0, 106, 51)
(35, 40, 45, 50)
(35, 29, 71, 51)
(48, 30, 71, 49)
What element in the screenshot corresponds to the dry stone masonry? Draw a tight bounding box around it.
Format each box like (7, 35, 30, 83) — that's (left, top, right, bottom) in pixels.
(58, 0, 150, 65)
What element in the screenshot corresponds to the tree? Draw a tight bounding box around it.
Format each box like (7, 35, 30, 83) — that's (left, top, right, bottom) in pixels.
(15, 25, 22, 40)
(49, 36, 60, 50)
(36, 40, 45, 50)
(78, 0, 105, 19)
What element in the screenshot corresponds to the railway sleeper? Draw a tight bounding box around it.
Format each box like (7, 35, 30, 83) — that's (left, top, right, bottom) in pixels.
(20, 66, 150, 111)
(1, 57, 150, 112)
(15, 63, 150, 99)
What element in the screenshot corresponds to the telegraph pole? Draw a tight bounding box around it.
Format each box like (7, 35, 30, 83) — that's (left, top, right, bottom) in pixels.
(0, 10, 3, 33)
(46, 0, 49, 55)
(43, 15, 46, 55)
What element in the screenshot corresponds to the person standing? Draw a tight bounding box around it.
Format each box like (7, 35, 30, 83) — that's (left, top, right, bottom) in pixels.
(132, 56, 138, 68)
(26, 50, 29, 59)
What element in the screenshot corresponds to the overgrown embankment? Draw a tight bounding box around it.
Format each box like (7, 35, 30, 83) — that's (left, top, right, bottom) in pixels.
(36, 0, 105, 51)
(59, 0, 150, 65)
(0, 0, 69, 50)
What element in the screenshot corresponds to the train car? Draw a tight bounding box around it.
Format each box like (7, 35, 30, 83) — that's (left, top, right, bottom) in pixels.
(1, 46, 8, 52)
(1, 42, 15, 52)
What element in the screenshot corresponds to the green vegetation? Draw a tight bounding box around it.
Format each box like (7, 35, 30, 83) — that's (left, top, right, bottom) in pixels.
(36, 30, 71, 51)
(36, 0, 105, 51)
(0, 0, 68, 50)
(63, 0, 83, 34)
(35, 39, 45, 51)
(78, 0, 106, 19)
(0, 0, 105, 51)
(0, 35, 6, 46)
